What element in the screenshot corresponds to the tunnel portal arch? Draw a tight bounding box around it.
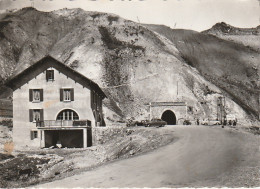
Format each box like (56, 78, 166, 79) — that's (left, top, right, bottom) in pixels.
(161, 110, 176, 125)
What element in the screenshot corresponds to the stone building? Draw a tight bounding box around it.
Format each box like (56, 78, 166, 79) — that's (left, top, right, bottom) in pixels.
(6, 56, 106, 149)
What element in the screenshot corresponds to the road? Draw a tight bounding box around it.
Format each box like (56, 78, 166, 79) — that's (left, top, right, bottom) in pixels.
(36, 126, 260, 188)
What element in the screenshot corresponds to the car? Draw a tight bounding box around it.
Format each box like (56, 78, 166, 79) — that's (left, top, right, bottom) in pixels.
(183, 119, 191, 125)
(201, 119, 221, 126)
(126, 120, 137, 127)
(209, 120, 221, 125)
(201, 119, 209, 125)
(126, 120, 145, 127)
(144, 118, 167, 127)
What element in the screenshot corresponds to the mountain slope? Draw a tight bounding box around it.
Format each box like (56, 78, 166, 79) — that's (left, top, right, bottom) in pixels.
(146, 24, 260, 118)
(0, 8, 258, 123)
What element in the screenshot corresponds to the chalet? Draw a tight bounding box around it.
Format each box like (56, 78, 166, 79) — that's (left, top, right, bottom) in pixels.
(5, 56, 106, 149)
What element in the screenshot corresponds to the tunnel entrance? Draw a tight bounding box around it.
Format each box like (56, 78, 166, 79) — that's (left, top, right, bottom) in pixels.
(161, 110, 176, 125)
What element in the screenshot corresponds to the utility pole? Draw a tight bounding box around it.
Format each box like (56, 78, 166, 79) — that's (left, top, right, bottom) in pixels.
(177, 81, 178, 97)
(176, 75, 180, 99)
(217, 96, 226, 125)
(137, 16, 140, 24)
(149, 102, 152, 121)
(31, 0, 34, 8)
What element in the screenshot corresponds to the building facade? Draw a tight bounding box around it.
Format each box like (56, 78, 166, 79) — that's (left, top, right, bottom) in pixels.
(6, 56, 106, 149)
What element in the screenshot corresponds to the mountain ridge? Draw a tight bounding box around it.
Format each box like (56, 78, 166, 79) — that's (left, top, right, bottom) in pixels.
(0, 7, 259, 123)
(203, 22, 260, 35)
(202, 22, 260, 52)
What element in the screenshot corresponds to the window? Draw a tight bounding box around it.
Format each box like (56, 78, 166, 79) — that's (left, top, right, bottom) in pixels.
(30, 131, 38, 140)
(46, 70, 54, 81)
(33, 89, 40, 102)
(64, 89, 71, 101)
(60, 88, 74, 102)
(29, 89, 43, 102)
(29, 109, 44, 122)
(33, 90, 40, 101)
(56, 109, 79, 120)
(33, 110, 40, 122)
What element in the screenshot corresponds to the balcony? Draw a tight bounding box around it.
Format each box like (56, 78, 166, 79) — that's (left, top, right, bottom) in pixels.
(36, 120, 91, 128)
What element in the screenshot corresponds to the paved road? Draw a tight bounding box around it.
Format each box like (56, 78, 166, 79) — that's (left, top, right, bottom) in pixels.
(37, 126, 259, 188)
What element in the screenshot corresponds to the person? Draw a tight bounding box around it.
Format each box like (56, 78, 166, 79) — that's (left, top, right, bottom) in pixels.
(196, 118, 200, 125)
(233, 119, 237, 126)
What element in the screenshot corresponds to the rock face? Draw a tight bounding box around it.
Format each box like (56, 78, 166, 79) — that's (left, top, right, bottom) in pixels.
(146, 24, 260, 121)
(0, 8, 259, 123)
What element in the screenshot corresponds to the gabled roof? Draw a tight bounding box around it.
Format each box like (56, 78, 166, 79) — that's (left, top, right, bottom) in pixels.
(5, 56, 106, 98)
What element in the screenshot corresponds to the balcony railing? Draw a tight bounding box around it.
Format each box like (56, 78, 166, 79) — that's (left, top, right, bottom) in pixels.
(36, 120, 91, 128)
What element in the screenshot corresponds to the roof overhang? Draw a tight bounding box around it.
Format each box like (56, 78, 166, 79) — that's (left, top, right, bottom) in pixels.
(5, 55, 106, 99)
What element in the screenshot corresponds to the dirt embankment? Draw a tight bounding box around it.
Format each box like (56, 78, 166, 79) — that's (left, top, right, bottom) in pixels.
(0, 126, 175, 188)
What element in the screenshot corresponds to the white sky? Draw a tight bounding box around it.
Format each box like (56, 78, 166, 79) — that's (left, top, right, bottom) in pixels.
(0, 0, 259, 31)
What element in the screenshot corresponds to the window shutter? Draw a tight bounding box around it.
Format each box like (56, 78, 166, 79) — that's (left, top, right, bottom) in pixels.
(51, 70, 54, 80)
(29, 89, 33, 102)
(29, 109, 33, 122)
(46, 70, 49, 81)
(40, 89, 43, 101)
(71, 88, 74, 101)
(60, 89, 63, 101)
(30, 131, 33, 140)
(40, 109, 44, 121)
